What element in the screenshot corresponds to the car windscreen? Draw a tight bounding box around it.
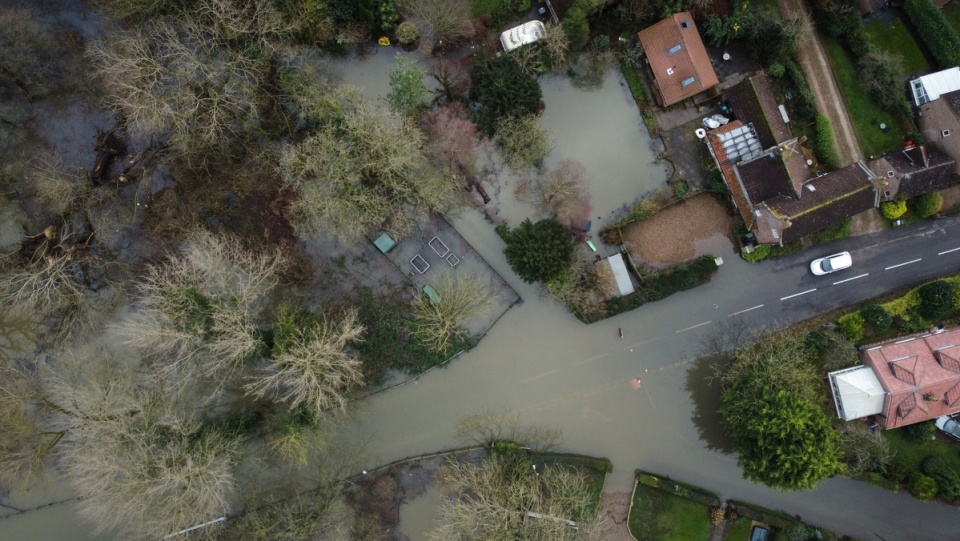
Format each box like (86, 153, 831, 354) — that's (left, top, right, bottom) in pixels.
(947, 419, 960, 438)
(821, 259, 833, 272)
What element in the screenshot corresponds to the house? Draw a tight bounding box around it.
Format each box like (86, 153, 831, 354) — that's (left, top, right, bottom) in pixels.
(866, 144, 956, 201)
(705, 76, 880, 245)
(500, 21, 545, 52)
(829, 327, 960, 429)
(918, 89, 960, 177)
(637, 12, 719, 107)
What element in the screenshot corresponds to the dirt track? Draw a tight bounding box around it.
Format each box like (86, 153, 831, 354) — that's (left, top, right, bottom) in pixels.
(778, 0, 863, 166)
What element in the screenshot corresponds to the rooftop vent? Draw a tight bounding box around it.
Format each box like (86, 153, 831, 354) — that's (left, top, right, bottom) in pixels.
(666, 67, 675, 75)
(806, 185, 816, 192)
(887, 170, 895, 177)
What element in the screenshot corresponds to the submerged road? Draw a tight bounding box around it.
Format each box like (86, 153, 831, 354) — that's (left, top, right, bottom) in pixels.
(348, 213, 960, 541)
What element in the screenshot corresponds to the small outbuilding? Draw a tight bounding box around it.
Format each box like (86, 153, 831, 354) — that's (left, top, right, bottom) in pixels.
(605, 253, 635, 296)
(910, 67, 960, 106)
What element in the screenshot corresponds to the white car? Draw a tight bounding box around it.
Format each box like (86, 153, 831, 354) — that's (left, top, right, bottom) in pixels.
(936, 416, 960, 442)
(810, 251, 852, 275)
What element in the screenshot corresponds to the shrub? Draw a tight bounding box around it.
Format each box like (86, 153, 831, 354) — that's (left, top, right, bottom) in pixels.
(861, 304, 892, 334)
(913, 191, 943, 218)
(837, 312, 865, 341)
(501, 219, 575, 284)
(910, 472, 938, 501)
(784, 61, 817, 121)
(741, 244, 770, 263)
(903, 420, 936, 443)
(858, 51, 910, 115)
(814, 114, 841, 169)
(395, 21, 419, 44)
(917, 280, 955, 320)
(880, 200, 907, 220)
(562, 6, 590, 52)
(904, 0, 960, 69)
(605, 256, 719, 318)
(921, 455, 960, 501)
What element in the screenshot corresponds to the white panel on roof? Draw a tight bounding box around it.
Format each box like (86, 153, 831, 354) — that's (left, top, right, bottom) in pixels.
(910, 67, 960, 106)
(828, 366, 885, 421)
(606, 254, 635, 296)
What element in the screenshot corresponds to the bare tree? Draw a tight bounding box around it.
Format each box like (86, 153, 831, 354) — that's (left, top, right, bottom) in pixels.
(246, 308, 365, 418)
(411, 273, 494, 353)
(399, 0, 474, 52)
(540, 23, 571, 68)
(496, 115, 552, 172)
(837, 423, 894, 476)
(428, 58, 470, 105)
(430, 455, 605, 541)
(419, 103, 485, 173)
(116, 228, 284, 389)
(454, 410, 562, 451)
(0, 364, 54, 485)
(0, 248, 85, 316)
(543, 254, 613, 323)
(281, 92, 463, 242)
(27, 156, 88, 216)
(194, 0, 293, 51)
(534, 160, 591, 231)
(89, 19, 265, 154)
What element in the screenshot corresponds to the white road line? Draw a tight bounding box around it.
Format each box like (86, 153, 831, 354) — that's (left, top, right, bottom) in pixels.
(833, 273, 869, 285)
(939, 247, 960, 255)
(675, 321, 712, 333)
(727, 304, 764, 317)
(781, 289, 816, 301)
(885, 258, 922, 270)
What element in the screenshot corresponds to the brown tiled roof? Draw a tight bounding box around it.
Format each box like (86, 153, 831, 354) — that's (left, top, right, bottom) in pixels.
(766, 162, 877, 243)
(860, 328, 960, 429)
(724, 74, 792, 149)
(638, 12, 720, 107)
(868, 144, 956, 199)
(736, 153, 794, 203)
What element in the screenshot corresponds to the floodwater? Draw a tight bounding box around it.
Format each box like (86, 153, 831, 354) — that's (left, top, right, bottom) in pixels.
(397, 486, 441, 541)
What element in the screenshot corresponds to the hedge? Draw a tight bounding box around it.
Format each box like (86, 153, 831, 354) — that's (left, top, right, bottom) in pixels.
(914, 191, 942, 218)
(605, 256, 719, 318)
(904, 0, 960, 69)
(881, 200, 907, 219)
(815, 114, 842, 170)
(838, 312, 865, 341)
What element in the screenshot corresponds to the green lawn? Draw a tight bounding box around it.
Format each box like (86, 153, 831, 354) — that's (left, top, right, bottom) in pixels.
(821, 36, 903, 158)
(629, 482, 711, 541)
(863, 18, 931, 74)
(944, 3, 960, 37)
(723, 517, 753, 541)
(884, 426, 960, 475)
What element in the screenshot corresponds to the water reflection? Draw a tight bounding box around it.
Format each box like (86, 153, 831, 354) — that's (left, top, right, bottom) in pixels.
(683, 354, 735, 454)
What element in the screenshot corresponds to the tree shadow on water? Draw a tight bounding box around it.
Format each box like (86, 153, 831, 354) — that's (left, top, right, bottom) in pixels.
(683, 354, 736, 454)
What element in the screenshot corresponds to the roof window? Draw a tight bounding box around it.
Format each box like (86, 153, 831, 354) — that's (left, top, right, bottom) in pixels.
(668, 44, 683, 55)
(681, 76, 696, 87)
(943, 129, 952, 137)
(680, 20, 690, 29)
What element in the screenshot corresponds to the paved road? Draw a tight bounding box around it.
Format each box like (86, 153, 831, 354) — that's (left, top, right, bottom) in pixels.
(777, 0, 863, 165)
(352, 214, 960, 541)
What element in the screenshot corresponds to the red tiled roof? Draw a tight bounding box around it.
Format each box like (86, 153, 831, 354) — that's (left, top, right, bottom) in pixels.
(860, 328, 960, 429)
(706, 121, 754, 228)
(637, 13, 720, 107)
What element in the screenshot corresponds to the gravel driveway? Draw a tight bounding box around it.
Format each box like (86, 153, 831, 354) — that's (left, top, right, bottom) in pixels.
(620, 194, 736, 267)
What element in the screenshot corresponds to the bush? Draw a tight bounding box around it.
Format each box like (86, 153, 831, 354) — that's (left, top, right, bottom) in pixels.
(501, 219, 575, 283)
(917, 280, 955, 320)
(861, 304, 892, 334)
(741, 244, 770, 263)
(880, 200, 907, 219)
(913, 191, 943, 218)
(903, 420, 936, 443)
(858, 51, 910, 115)
(562, 6, 590, 52)
(838, 312, 865, 341)
(910, 471, 938, 501)
(814, 114, 841, 169)
(904, 0, 960, 69)
(784, 61, 817, 121)
(921, 456, 960, 501)
(395, 21, 419, 44)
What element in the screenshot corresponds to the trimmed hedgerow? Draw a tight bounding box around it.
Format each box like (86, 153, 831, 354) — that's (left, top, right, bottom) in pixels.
(905, 0, 960, 69)
(881, 200, 907, 219)
(814, 114, 842, 170)
(605, 256, 719, 318)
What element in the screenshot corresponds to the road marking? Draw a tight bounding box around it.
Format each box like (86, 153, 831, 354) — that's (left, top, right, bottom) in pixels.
(939, 247, 960, 255)
(520, 370, 557, 384)
(885, 258, 921, 270)
(727, 304, 764, 317)
(572, 353, 610, 367)
(675, 321, 712, 333)
(781, 289, 816, 301)
(833, 273, 869, 285)
(625, 337, 660, 349)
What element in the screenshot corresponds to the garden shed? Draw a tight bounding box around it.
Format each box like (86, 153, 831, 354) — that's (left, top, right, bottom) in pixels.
(605, 253, 634, 296)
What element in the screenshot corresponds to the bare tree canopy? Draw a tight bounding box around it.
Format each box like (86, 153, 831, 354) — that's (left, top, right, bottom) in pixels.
(246, 307, 365, 417)
(454, 409, 562, 451)
(281, 90, 463, 242)
(116, 228, 285, 387)
(411, 273, 494, 353)
(399, 0, 474, 51)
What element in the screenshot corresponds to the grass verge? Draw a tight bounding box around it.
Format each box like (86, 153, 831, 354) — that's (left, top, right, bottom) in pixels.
(821, 36, 903, 158)
(629, 481, 712, 541)
(884, 426, 960, 476)
(864, 18, 931, 74)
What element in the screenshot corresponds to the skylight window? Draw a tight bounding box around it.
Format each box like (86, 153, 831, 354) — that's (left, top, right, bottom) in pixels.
(668, 44, 682, 55)
(680, 20, 690, 29)
(681, 76, 696, 88)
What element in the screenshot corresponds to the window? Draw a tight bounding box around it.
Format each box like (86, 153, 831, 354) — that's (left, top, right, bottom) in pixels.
(943, 129, 952, 137)
(668, 44, 682, 55)
(681, 76, 696, 88)
(680, 20, 690, 29)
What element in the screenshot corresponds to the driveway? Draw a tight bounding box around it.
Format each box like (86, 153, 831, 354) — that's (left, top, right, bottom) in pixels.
(777, 0, 863, 166)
